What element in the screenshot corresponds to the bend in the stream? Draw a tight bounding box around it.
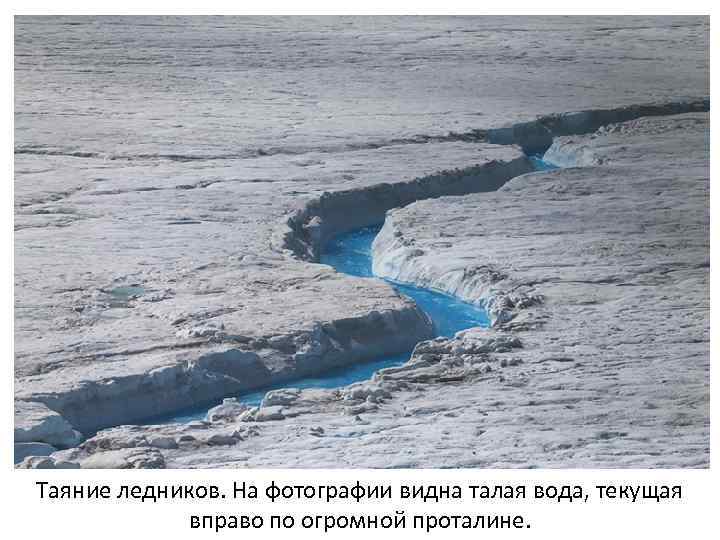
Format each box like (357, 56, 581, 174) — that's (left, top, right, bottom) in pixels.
(155, 224, 491, 424)
(153, 150, 559, 424)
(321, 224, 490, 337)
(20, 100, 705, 443)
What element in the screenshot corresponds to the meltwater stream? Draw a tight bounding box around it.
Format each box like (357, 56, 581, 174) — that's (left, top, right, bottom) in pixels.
(160, 226, 489, 424)
(157, 154, 556, 424)
(321, 225, 490, 337)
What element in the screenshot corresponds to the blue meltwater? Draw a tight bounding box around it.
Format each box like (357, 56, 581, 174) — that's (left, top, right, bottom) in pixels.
(156, 224, 489, 423)
(321, 225, 489, 338)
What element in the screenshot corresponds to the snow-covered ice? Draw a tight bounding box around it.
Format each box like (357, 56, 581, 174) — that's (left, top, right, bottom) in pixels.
(14, 16, 709, 468)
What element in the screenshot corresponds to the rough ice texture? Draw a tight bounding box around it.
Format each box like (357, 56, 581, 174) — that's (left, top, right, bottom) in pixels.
(371, 113, 710, 466)
(14, 400, 82, 447)
(15, 140, 524, 436)
(45, 111, 707, 470)
(14, 16, 709, 466)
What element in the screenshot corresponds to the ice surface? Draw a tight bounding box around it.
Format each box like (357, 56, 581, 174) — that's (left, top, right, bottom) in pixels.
(13, 16, 709, 468)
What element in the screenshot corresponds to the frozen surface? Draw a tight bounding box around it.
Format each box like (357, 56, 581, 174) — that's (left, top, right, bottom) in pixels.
(15, 16, 708, 160)
(27, 113, 710, 469)
(13, 16, 709, 468)
(160, 224, 489, 423)
(372, 113, 710, 467)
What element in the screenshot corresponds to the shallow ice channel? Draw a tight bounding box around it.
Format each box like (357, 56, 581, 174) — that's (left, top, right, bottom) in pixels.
(157, 225, 489, 423)
(155, 152, 558, 424)
(321, 225, 490, 337)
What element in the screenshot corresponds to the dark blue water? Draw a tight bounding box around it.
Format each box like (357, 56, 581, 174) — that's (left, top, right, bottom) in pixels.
(529, 154, 560, 171)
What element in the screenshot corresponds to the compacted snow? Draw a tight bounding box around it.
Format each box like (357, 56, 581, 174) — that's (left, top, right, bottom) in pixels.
(14, 16, 709, 468)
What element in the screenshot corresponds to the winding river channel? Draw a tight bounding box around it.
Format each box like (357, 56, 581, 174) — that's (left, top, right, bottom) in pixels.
(159, 154, 557, 423)
(161, 225, 489, 423)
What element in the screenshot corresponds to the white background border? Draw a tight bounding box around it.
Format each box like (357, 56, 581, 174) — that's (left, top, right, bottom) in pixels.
(2, 2, 716, 538)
